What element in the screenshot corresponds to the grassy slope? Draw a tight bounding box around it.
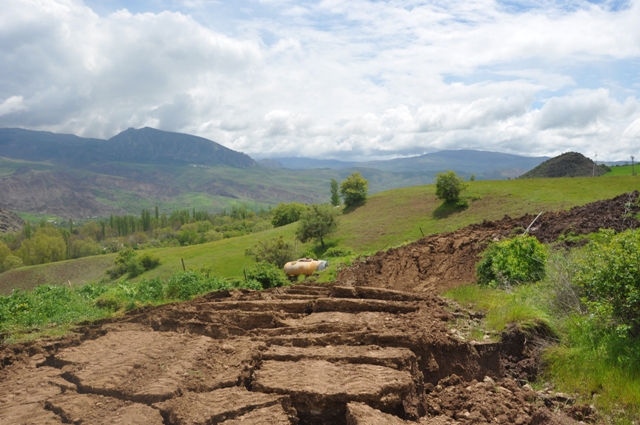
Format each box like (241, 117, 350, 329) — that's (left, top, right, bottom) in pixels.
(1, 175, 638, 294)
(336, 175, 640, 253)
(606, 165, 636, 176)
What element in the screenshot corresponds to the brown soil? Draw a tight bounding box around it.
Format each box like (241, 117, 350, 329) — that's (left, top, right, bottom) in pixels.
(1, 192, 637, 424)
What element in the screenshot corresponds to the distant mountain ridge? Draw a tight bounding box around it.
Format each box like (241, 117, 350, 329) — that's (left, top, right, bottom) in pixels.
(266, 150, 549, 177)
(0, 127, 255, 168)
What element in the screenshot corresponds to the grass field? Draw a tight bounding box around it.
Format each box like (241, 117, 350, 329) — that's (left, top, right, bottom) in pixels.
(1, 175, 638, 294)
(606, 164, 637, 176)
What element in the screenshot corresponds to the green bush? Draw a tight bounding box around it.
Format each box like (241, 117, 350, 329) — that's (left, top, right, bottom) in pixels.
(106, 250, 161, 279)
(340, 172, 368, 207)
(573, 229, 640, 335)
(435, 170, 467, 202)
(139, 253, 161, 271)
(245, 237, 301, 268)
(476, 234, 547, 287)
(164, 271, 230, 300)
(246, 262, 288, 289)
(324, 246, 353, 257)
(271, 203, 307, 227)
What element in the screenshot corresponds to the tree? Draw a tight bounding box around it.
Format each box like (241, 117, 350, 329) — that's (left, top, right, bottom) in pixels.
(0, 241, 10, 272)
(245, 237, 301, 268)
(18, 227, 66, 265)
(330, 178, 340, 206)
(271, 203, 307, 228)
(435, 170, 467, 202)
(340, 172, 368, 207)
(296, 204, 339, 248)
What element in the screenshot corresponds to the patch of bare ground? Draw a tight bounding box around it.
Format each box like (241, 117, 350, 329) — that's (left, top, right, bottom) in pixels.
(2, 192, 635, 424)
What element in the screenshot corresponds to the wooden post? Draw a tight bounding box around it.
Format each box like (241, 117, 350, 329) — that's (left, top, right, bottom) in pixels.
(419, 227, 425, 238)
(181, 258, 186, 271)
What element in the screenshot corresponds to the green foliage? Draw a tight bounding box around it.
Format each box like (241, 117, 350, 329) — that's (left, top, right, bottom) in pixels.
(271, 203, 307, 228)
(165, 271, 225, 300)
(245, 236, 301, 268)
(0, 285, 107, 334)
(476, 234, 547, 287)
(0, 241, 10, 272)
(106, 250, 161, 279)
(18, 226, 67, 265)
(296, 204, 339, 248)
(469, 174, 476, 182)
(573, 229, 640, 336)
(324, 246, 353, 257)
(245, 262, 288, 289)
(2, 255, 23, 271)
(330, 178, 340, 206)
(435, 170, 467, 202)
(340, 172, 368, 207)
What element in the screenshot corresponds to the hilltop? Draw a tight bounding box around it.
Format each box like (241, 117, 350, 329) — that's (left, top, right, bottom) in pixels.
(0, 127, 256, 168)
(519, 151, 610, 178)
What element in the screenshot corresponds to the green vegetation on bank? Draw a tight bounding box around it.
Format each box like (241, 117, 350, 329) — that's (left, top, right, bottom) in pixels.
(446, 229, 640, 423)
(0, 268, 272, 343)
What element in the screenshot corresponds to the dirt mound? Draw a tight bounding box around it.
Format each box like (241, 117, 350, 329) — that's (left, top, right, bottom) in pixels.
(336, 191, 640, 293)
(0, 284, 578, 424)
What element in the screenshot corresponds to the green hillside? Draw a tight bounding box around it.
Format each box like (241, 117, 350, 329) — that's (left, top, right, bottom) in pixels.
(0, 175, 638, 294)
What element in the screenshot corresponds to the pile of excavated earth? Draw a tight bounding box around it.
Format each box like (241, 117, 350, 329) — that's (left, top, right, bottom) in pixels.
(1, 191, 638, 424)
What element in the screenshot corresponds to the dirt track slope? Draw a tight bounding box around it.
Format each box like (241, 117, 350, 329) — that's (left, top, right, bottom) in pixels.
(2, 192, 637, 424)
(337, 191, 640, 293)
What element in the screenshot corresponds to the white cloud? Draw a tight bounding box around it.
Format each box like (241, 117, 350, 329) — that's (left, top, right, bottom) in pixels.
(1, 0, 640, 160)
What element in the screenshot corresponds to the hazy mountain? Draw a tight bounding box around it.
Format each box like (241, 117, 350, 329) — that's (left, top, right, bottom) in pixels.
(267, 157, 359, 170)
(265, 150, 549, 176)
(0, 127, 255, 168)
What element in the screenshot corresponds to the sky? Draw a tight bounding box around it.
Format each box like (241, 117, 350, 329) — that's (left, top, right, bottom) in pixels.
(1, 0, 640, 161)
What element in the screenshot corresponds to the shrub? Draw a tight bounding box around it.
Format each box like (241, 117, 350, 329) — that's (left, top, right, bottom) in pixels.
(245, 237, 301, 268)
(271, 203, 307, 227)
(296, 204, 339, 248)
(245, 262, 288, 289)
(476, 234, 547, 288)
(435, 170, 467, 202)
(573, 229, 640, 335)
(340, 172, 368, 207)
(165, 271, 230, 300)
(324, 246, 353, 257)
(139, 253, 160, 271)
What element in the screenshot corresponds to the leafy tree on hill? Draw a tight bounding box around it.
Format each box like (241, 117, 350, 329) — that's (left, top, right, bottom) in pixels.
(245, 236, 301, 268)
(296, 204, 339, 248)
(340, 172, 368, 207)
(0, 241, 10, 272)
(271, 203, 307, 227)
(435, 170, 467, 202)
(18, 227, 66, 265)
(330, 178, 340, 206)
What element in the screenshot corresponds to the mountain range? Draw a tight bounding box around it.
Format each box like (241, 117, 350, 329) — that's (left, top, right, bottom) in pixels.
(0, 127, 550, 219)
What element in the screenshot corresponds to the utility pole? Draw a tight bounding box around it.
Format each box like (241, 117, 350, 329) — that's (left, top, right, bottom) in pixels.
(632, 155, 636, 176)
(593, 152, 597, 177)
